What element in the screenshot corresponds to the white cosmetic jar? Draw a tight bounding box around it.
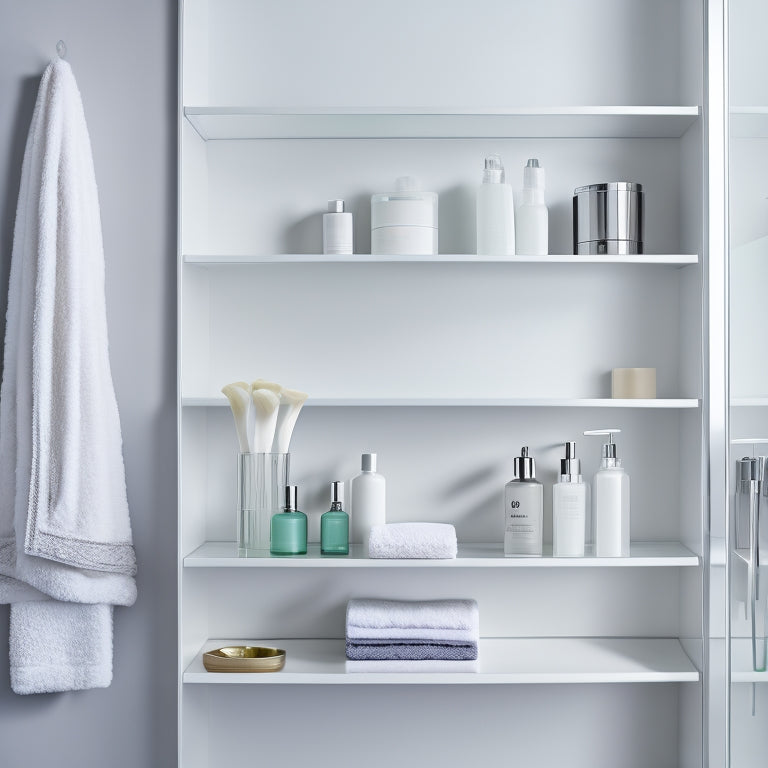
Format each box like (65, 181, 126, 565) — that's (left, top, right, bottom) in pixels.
(371, 176, 438, 255)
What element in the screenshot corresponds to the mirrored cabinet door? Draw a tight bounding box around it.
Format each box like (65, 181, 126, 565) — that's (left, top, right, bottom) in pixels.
(729, 0, 768, 762)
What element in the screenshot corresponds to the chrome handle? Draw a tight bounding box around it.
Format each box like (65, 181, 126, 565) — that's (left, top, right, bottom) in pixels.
(750, 479, 760, 671)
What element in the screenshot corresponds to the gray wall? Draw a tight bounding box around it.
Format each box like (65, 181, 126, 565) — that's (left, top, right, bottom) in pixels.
(0, 1, 177, 765)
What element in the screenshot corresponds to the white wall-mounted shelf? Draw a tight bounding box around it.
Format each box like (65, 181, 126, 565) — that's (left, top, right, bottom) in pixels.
(184, 541, 699, 568)
(184, 106, 701, 141)
(731, 398, 768, 407)
(730, 638, 768, 683)
(184, 253, 700, 267)
(184, 637, 699, 685)
(182, 396, 700, 409)
(730, 107, 768, 138)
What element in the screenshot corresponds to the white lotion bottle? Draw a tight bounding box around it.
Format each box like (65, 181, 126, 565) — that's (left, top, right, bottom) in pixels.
(350, 453, 386, 552)
(504, 447, 543, 556)
(323, 199, 353, 255)
(552, 441, 588, 557)
(585, 429, 630, 557)
(515, 158, 548, 255)
(477, 155, 514, 256)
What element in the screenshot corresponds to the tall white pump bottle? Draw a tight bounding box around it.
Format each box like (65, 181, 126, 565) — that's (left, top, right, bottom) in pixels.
(584, 429, 630, 557)
(552, 441, 588, 557)
(477, 155, 515, 256)
(350, 453, 386, 551)
(516, 158, 548, 255)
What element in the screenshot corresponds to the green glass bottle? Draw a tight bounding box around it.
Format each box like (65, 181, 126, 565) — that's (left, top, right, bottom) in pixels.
(321, 481, 349, 556)
(270, 486, 307, 556)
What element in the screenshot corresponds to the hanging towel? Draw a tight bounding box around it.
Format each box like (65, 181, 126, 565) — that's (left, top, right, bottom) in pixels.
(368, 522, 458, 559)
(0, 58, 136, 693)
(9, 602, 113, 694)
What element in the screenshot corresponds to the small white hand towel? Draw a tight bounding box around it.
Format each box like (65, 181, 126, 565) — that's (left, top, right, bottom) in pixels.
(345, 659, 479, 673)
(346, 598, 479, 645)
(368, 523, 458, 559)
(0, 58, 136, 693)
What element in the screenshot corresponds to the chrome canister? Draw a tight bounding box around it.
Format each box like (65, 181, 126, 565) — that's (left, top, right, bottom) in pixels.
(573, 182, 644, 255)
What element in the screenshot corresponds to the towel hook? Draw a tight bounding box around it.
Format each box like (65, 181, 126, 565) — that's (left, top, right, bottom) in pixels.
(56, 40, 67, 60)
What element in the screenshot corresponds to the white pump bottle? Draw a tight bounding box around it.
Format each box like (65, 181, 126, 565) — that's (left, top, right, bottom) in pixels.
(584, 429, 630, 557)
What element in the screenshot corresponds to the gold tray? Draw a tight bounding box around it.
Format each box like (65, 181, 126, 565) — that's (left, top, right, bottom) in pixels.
(203, 646, 286, 673)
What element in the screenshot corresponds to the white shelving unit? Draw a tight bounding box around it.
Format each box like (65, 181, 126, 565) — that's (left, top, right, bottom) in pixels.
(179, 1, 707, 766)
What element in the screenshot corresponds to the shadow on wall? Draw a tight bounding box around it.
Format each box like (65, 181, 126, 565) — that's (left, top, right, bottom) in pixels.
(0, 75, 40, 375)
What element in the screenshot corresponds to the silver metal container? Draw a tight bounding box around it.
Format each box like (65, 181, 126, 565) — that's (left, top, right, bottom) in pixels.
(573, 182, 644, 255)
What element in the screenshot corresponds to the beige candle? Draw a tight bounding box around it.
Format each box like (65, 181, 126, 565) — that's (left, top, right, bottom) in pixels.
(612, 368, 656, 399)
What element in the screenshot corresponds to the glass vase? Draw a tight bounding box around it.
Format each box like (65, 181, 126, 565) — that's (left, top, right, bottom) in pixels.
(237, 452, 290, 555)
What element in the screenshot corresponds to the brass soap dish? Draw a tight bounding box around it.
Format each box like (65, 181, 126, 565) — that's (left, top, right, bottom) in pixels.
(203, 645, 286, 673)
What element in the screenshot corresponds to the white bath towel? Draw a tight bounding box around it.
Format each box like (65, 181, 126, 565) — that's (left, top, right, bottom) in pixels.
(346, 598, 479, 644)
(368, 522, 458, 559)
(345, 659, 479, 673)
(0, 58, 136, 693)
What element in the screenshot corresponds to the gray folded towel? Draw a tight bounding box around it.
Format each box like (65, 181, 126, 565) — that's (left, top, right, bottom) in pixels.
(346, 640, 478, 661)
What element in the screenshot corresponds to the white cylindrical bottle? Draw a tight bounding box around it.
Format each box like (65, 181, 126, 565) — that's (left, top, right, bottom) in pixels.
(477, 155, 515, 256)
(350, 453, 386, 551)
(515, 158, 548, 255)
(323, 199, 353, 255)
(585, 430, 630, 557)
(552, 442, 588, 557)
(504, 447, 543, 556)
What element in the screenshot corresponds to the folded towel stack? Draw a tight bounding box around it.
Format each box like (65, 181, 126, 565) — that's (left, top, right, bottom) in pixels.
(368, 522, 458, 559)
(345, 598, 479, 672)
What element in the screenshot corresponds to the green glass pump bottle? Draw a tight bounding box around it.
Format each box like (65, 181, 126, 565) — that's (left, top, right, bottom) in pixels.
(321, 481, 349, 555)
(270, 485, 307, 556)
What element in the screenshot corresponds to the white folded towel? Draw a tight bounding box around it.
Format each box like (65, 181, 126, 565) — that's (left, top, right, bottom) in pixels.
(368, 522, 457, 559)
(346, 598, 479, 644)
(345, 659, 479, 673)
(345, 624, 478, 643)
(0, 58, 136, 693)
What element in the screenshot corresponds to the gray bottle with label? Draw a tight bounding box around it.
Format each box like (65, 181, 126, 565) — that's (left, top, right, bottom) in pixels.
(504, 446, 544, 557)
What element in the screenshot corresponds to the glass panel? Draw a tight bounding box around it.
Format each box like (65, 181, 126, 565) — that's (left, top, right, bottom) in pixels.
(729, 0, 768, 762)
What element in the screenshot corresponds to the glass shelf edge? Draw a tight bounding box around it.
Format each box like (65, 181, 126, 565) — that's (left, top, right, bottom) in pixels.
(183, 541, 700, 567)
(181, 397, 700, 408)
(183, 253, 699, 266)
